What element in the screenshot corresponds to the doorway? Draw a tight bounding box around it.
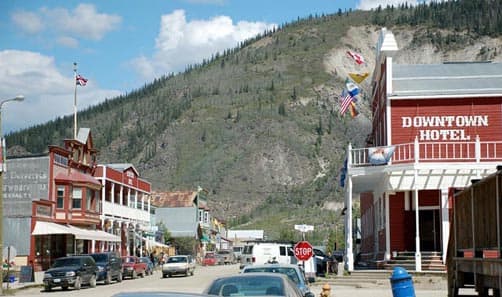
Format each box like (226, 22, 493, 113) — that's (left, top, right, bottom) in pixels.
(419, 209, 441, 251)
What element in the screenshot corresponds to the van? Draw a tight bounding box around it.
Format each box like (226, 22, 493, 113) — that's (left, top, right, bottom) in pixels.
(239, 242, 296, 269)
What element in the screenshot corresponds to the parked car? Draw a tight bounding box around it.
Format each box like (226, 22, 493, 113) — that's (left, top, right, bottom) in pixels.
(139, 256, 154, 275)
(216, 249, 236, 265)
(241, 263, 314, 296)
(313, 248, 338, 275)
(162, 255, 195, 278)
(122, 256, 147, 279)
(203, 252, 217, 266)
(204, 272, 313, 297)
(43, 255, 98, 291)
(88, 252, 123, 284)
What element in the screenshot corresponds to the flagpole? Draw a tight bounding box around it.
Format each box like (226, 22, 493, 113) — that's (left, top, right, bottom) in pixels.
(73, 62, 78, 139)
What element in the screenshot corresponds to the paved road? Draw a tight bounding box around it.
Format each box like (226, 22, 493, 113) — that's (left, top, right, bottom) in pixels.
(8, 264, 470, 297)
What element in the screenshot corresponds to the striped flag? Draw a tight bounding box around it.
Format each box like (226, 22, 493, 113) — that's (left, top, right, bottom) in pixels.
(346, 50, 365, 65)
(76, 74, 88, 86)
(339, 89, 354, 115)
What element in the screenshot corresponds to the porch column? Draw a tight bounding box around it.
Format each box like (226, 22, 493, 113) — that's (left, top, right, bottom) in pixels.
(385, 193, 391, 261)
(345, 175, 354, 271)
(441, 188, 450, 264)
(414, 170, 422, 271)
(111, 182, 115, 204)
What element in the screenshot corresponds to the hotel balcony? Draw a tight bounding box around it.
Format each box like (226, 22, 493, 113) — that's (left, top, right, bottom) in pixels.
(346, 136, 502, 193)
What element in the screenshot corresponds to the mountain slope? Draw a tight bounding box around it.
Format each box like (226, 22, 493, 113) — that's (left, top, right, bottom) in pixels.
(8, 2, 502, 242)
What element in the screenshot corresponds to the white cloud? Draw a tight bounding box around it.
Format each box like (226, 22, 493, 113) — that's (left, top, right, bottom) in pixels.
(0, 50, 121, 133)
(356, 0, 420, 10)
(130, 9, 276, 81)
(57, 36, 79, 48)
(11, 10, 44, 34)
(12, 4, 121, 46)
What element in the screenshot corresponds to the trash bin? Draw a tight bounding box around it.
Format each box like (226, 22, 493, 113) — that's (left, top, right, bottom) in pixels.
(389, 266, 415, 297)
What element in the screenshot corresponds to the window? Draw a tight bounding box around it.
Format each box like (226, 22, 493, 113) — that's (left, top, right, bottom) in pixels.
(57, 186, 65, 209)
(72, 187, 82, 209)
(54, 154, 68, 166)
(86, 188, 92, 210)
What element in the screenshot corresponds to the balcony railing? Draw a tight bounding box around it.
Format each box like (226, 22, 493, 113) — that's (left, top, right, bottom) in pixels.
(349, 136, 502, 167)
(102, 200, 150, 223)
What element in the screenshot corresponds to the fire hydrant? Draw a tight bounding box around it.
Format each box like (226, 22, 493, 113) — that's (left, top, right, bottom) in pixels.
(320, 283, 331, 297)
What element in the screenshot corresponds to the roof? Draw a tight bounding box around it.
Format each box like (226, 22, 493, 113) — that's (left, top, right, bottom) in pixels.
(150, 191, 197, 208)
(104, 163, 139, 176)
(391, 62, 502, 97)
(54, 171, 101, 187)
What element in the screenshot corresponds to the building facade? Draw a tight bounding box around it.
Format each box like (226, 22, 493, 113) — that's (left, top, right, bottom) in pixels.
(93, 163, 152, 257)
(343, 28, 502, 272)
(3, 128, 152, 270)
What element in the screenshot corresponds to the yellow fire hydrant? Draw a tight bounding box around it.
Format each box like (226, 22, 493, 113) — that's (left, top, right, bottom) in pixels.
(320, 283, 331, 297)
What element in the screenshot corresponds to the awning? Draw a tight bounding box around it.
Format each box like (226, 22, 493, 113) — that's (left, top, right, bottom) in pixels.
(32, 221, 73, 235)
(32, 221, 121, 242)
(54, 171, 101, 187)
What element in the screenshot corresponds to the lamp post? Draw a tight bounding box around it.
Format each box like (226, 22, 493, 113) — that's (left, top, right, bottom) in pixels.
(0, 95, 24, 293)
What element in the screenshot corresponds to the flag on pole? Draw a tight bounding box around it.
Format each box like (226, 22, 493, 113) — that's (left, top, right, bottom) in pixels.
(348, 72, 369, 84)
(349, 101, 359, 118)
(76, 74, 88, 86)
(339, 89, 354, 115)
(345, 78, 360, 97)
(346, 50, 365, 65)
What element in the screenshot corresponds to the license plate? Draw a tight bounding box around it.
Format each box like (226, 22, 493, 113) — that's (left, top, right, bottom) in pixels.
(53, 278, 61, 283)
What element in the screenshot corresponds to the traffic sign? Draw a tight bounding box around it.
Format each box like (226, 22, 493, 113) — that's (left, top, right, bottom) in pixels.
(294, 241, 313, 261)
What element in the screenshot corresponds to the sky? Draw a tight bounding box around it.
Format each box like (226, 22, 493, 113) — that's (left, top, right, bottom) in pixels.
(0, 0, 418, 134)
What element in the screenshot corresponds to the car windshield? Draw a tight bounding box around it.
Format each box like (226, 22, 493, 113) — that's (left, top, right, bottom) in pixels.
(52, 258, 81, 267)
(167, 256, 187, 263)
(123, 257, 136, 263)
(207, 275, 284, 296)
(243, 267, 301, 284)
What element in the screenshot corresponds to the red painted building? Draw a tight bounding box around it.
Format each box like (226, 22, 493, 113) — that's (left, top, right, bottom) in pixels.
(344, 28, 502, 271)
(30, 128, 120, 270)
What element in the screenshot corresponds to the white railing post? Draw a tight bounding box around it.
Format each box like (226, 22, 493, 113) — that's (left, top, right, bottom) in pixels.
(475, 135, 481, 163)
(414, 136, 419, 164)
(347, 143, 353, 168)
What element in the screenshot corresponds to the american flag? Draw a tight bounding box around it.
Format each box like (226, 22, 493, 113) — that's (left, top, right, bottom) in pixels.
(76, 74, 88, 86)
(339, 89, 354, 115)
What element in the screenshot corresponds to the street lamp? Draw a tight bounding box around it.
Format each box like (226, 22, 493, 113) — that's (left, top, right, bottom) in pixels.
(0, 95, 24, 293)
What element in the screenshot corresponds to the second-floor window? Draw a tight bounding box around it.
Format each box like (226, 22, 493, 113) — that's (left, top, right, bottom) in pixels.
(86, 188, 92, 211)
(57, 186, 64, 209)
(72, 187, 82, 209)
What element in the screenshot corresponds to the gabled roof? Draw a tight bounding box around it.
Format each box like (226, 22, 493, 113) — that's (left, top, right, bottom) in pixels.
(150, 191, 197, 208)
(391, 62, 502, 97)
(104, 163, 140, 176)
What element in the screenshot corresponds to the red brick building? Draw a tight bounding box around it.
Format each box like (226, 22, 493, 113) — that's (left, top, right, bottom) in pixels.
(343, 28, 502, 271)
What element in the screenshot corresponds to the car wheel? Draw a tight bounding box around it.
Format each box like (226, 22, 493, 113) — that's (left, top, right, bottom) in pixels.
(117, 271, 123, 282)
(90, 274, 97, 288)
(44, 285, 52, 292)
(191, 269, 194, 276)
(62, 285, 69, 290)
(141, 270, 145, 278)
(74, 276, 81, 290)
(105, 272, 112, 285)
(162, 273, 167, 278)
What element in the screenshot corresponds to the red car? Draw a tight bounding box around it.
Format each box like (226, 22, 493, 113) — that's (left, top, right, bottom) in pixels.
(203, 252, 217, 266)
(121, 256, 146, 279)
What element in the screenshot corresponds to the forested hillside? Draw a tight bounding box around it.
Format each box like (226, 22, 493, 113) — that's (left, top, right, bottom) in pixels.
(8, 0, 502, 243)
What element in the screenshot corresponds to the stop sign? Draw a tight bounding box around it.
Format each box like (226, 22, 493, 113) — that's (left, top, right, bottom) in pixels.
(294, 241, 313, 261)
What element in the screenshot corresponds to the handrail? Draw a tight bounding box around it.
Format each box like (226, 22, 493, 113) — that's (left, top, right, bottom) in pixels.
(349, 136, 502, 167)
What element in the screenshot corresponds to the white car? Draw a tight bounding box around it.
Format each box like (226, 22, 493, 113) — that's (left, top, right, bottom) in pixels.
(161, 255, 195, 278)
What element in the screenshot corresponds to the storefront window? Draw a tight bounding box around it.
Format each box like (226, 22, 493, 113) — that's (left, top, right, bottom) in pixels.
(72, 187, 82, 209)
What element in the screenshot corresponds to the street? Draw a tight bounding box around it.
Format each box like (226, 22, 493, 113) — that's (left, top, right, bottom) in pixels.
(9, 264, 469, 297)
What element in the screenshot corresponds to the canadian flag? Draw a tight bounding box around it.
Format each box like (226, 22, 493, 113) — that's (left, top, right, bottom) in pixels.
(347, 50, 365, 65)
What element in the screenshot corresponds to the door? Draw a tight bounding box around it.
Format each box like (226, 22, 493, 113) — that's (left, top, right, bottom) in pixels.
(419, 209, 441, 251)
